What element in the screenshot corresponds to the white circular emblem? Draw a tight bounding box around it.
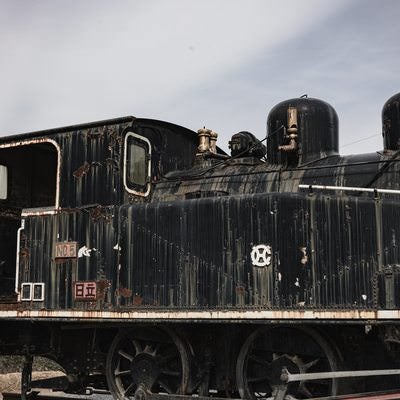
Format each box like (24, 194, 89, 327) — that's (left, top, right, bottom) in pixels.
(251, 244, 272, 267)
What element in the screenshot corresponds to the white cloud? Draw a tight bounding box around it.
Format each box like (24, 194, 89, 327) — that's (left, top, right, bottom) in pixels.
(0, 0, 348, 135)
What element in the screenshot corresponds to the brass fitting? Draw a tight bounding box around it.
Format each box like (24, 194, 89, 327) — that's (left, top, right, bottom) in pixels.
(197, 127, 212, 153)
(279, 106, 298, 153)
(209, 130, 218, 153)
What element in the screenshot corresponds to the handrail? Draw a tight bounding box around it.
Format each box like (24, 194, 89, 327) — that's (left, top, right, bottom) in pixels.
(14, 218, 25, 301)
(299, 184, 400, 195)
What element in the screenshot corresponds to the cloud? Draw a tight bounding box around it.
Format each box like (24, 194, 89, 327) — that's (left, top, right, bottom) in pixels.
(0, 0, 348, 137)
(1, 0, 398, 157)
(155, 0, 400, 155)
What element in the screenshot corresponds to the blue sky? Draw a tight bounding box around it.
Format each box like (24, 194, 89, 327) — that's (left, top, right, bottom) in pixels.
(0, 0, 399, 154)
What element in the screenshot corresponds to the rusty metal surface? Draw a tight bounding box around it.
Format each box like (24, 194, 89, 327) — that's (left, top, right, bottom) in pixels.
(120, 191, 396, 310)
(1, 308, 399, 321)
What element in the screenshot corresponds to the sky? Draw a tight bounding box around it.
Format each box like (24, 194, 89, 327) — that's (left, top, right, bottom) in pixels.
(0, 0, 399, 155)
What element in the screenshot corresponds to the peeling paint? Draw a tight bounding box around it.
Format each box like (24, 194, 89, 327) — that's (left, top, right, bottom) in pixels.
(73, 161, 91, 178)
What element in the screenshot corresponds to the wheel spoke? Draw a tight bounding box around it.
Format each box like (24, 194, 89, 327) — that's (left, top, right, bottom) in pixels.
(118, 349, 134, 362)
(124, 382, 135, 396)
(161, 368, 181, 377)
(144, 344, 153, 354)
(115, 369, 131, 377)
(247, 375, 269, 383)
(152, 343, 161, 355)
(158, 379, 174, 393)
(249, 354, 271, 366)
(303, 358, 320, 371)
(299, 382, 313, 398)
(157, 351, 178, 365)
(132, 339, 143, 354)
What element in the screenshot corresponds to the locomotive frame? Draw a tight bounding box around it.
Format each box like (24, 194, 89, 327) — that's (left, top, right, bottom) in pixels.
(1, 94, 400, 399)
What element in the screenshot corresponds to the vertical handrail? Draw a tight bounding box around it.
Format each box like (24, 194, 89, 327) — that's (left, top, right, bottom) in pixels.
(14, 219, 25, 301)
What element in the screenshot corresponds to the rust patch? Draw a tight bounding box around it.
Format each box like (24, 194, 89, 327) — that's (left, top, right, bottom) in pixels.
(106, 126, 123, 146)
(133, 295, 143, 306)
(87, 128, 103, 139)
(89, 206, 113, 223)
(235, 286, 246, 295)
(0, 207, 21, 219)
(0, 301, 21, 311)
(117, 287, 132, 298)
(97, 280, 111, 292)
(73, 161, 90, 178)
(105, 158, 119, 168)
(97, 279, 111, 300)
(19, 248, 29, 261)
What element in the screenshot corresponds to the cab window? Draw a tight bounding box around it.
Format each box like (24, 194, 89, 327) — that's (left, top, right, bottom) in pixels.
(124, 132, 151, 196)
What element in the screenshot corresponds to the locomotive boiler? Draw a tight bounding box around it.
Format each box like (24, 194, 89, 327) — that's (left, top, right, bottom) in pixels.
(1, 93, 400, 399)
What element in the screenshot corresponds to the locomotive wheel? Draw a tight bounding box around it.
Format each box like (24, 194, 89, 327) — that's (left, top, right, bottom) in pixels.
(236, 326, 340, 399)
(106, 326, 190, 399)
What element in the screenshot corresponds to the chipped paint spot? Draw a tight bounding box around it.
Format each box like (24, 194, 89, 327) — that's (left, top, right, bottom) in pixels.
(299, 246, 308, 265)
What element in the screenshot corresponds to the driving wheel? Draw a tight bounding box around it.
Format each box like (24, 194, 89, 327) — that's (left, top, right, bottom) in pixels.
(236, 326, 340, 399)
(106, 326, 190, 399)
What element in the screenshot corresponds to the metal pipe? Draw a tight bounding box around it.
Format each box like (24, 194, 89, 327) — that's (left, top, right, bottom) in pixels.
(279, 106, 298, 152)
(299, 184, 400, 195)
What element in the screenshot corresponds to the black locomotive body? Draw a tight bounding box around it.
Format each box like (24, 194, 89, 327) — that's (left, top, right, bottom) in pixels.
(1, 94, 400, 399)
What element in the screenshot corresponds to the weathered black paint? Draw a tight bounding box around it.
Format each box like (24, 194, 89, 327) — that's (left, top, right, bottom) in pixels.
(1, 101, 400, 312)
(267, 97, 339, 165)
(121, 191, 400, 310)
(1, 95, 400, 397)
(383, 92, 400, 151)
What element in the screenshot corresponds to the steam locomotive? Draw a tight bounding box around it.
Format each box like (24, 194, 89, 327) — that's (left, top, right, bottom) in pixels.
(0, 92, 400, 399)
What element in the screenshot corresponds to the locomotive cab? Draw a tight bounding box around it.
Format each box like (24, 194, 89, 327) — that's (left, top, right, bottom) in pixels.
(0, 118, 201, 306)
